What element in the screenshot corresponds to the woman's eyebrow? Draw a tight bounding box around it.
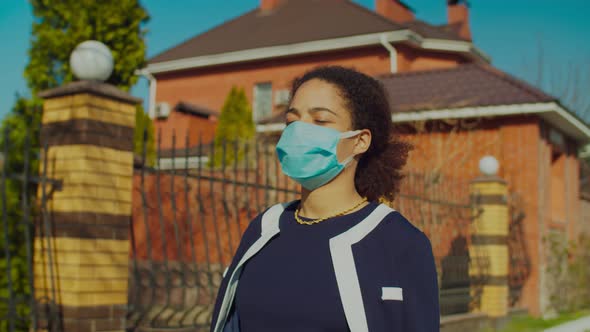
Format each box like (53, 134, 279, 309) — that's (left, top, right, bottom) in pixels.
(309, 107, 338, 117)
(286, 107, 300, 115)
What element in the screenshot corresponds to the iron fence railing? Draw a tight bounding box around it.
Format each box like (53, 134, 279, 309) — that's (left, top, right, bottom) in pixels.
(0, 124, 62, 332)
(0, 125, 493, 331)
(126, 132, 486, 330)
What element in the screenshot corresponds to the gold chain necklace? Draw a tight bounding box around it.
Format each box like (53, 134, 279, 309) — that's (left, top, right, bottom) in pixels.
(295, 198, 368, 225)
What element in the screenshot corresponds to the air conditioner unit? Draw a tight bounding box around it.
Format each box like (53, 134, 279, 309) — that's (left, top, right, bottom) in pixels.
(155, 102, 170, 119)
(274, 89, 290, 106)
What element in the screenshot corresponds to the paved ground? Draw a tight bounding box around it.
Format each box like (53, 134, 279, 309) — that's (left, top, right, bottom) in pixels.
(544, 316, 590, 332)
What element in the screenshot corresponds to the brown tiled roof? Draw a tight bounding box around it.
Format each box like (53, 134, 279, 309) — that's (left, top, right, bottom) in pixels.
(175, 101, 219, 118)
(403, 21, 465, 41)
(165, 64, 557, 126)
(257, 64, 557, 125)
(150, 0, 464, 64)
(380, 64, 556, 112)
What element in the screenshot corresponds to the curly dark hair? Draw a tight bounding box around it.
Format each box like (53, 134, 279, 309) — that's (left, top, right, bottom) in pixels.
(290, 66, 411, 202)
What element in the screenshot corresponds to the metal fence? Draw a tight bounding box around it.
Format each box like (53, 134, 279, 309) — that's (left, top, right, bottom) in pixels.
(394, 172, 487, 316)
(0, 124, 62, 332)
(1, 127, 488, 331)
(507, 193, 531, 307)
(127, 133, 486, 330)
(127, 134, 298, 330)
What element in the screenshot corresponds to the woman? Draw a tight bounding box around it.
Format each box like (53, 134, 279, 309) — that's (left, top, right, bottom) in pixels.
(210, 66, 439, 332)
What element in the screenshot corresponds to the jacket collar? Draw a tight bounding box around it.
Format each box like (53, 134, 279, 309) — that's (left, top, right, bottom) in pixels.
(329, 204, 394, 332)
(214, 202, 395, 332)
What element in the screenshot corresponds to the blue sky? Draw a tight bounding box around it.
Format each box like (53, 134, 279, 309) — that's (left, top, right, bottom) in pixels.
(1, 0, 589, 118)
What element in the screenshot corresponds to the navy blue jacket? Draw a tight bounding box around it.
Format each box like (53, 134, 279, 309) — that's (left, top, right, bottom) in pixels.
(210, 202, 440, 332)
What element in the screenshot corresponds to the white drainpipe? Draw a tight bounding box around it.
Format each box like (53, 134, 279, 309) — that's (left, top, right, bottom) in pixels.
(135, 69, 157, 119)
(380, 33, 398, 73)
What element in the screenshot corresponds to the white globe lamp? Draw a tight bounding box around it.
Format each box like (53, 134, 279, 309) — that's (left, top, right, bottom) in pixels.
(479, 155, 499, 176)
(69, 40, 114, 82)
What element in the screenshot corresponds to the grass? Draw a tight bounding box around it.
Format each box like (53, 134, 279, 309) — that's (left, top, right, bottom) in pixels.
(494, 309, 590, 332)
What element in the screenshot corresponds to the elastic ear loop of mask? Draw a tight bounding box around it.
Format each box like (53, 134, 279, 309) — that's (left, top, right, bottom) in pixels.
(340, 130, 362, 139)
(339, 130, 363, 166)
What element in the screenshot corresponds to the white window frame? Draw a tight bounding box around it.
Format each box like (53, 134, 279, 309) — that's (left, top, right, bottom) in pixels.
(253, 82, 273, 122)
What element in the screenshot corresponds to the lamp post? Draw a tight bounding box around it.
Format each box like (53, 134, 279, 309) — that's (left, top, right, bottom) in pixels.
(69, 40, 114, 82)
(479, 155, 500, 177)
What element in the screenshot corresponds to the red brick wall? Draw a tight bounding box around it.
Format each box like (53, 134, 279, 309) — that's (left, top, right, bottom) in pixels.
(550, 151, 566, 224)
(156, 46, 466, 115)
(537, 130, 552, 315)
(399, 116, 547, 315)
(501, 117, 542, 316)
(153, 45, 467, 150)
(376, 0, 414, 23)
(396, 44, 469, 72)
(399, 120, 503, 179)
(566, 145, 580, 240)
(155, 46, 392, 118)
(154, 111, 218, 149)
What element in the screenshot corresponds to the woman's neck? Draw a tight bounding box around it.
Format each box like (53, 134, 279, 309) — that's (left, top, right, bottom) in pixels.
(299, 168, 365, 219)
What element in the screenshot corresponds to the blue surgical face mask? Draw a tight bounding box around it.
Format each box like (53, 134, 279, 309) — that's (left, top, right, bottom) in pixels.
(275, 121, 361, 191)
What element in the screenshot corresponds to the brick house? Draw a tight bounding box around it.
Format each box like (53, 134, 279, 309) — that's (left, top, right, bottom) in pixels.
(139, 0, 590, 317)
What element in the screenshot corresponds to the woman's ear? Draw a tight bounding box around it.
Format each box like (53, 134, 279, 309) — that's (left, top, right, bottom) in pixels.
(354, 129, 371, 155)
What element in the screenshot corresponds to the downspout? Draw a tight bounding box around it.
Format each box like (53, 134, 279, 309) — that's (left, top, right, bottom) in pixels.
(135, 69, 157, 119)
(380, 33, 398, 73)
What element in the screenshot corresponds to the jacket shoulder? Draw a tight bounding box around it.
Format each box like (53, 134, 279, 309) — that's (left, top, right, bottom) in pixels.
(241, 201, 297, 244)
(378, 207, 432, 250)
(240, 210, 264, 245)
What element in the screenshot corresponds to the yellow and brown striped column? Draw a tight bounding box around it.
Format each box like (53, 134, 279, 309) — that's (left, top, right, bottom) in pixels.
(469, 176, 509, 318)
(34, 81, 139, 331)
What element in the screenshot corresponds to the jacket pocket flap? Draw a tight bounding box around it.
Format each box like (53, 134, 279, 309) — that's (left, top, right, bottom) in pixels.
(381, 287, 403, 301)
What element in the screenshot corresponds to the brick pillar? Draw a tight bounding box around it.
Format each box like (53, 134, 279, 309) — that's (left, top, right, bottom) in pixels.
(34, 81, 139, 331)
(469, 173, 509, 318)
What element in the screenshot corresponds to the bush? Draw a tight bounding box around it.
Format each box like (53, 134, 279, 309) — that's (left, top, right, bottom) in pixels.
(545, 231, 590, 314)
(211, 87, 256, 167)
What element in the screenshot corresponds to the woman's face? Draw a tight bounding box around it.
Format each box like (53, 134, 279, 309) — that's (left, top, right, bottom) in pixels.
(285, 78, 369, 162)
(286, 78, 353, 131)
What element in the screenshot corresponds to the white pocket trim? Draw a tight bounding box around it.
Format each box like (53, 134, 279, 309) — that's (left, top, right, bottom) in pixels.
(381, 287, 403, 301)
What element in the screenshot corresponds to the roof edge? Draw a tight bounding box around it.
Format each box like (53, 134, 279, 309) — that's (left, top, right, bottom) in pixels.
(149, 8, 259, 63)
(407, 31, 491, 63)
(175, 101, 219, 118)
(391, 102, 590, 143)
(145, 30, 490, 74)
(146, 30, 408, 73)
(256, 102, 590, 144)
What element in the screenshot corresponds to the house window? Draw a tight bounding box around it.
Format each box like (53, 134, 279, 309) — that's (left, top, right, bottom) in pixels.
(253, 82, 272, 122)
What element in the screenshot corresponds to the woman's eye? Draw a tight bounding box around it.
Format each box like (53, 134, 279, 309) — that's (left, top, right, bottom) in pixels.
(314, 119, 329, 124)
(285, 113, 298, 122)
